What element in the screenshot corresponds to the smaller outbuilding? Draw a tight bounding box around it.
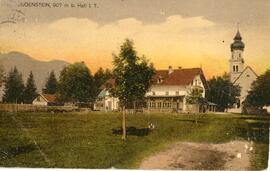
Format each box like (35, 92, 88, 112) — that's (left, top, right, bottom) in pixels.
(32, 93, 58, 106)
(94, 79, 119, 111)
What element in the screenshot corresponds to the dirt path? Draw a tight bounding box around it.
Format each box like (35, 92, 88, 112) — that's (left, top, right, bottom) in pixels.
(140, 140, 253, 170)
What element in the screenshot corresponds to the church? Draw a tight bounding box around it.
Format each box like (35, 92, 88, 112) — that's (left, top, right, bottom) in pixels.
(228, 29, 258, 113)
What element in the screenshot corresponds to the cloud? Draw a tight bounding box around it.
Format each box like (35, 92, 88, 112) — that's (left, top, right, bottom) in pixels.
(49, 17, 99, 30)
(1, 15, 269, 77)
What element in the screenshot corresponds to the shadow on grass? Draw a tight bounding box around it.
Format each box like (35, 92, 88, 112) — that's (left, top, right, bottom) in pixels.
(237, 121, 269, 144)
(112, 127, 151, 137)
(0, 143, 38, 160)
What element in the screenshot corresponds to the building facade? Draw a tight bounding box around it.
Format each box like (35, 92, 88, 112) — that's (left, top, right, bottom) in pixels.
(145, 67, 209, 113)
(32, 93, 58, 106)
(94, 67, 215, 113)
(228, 30, 258, 113)
(94, 79, 119, 111)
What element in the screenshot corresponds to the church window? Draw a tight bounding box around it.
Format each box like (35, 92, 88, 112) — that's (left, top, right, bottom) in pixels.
(233, 66, 235, 72)
(236, 65, 239, 72)
(239, 53, 241, 58)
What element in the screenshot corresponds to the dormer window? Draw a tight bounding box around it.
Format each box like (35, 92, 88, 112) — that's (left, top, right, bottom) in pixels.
(157, 76, 163, 84)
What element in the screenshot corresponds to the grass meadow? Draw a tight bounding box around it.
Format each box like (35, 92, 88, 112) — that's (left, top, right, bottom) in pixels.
(0, 112, 269, 169)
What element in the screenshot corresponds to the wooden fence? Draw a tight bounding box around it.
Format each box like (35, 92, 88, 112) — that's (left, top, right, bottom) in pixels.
(0, 104, 78, 113)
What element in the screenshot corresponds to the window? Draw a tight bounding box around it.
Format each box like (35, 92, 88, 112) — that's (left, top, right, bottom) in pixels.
(246, 74, 250, 77)
(158, 102, 162, 108)
(152, 91, 156, 96)
(233, 65, 235, 72)
(195, 80, 198, 86)
(236, 65, 238, 72)
(176, 91, 179, 95)
(149, 102, 156, 108)
(163, 102, 166, 108)
(37, 96, 40, 102)
(162, 102, 171, 108)
(165, 92, 169, 96)
(157, 76, 163, 83)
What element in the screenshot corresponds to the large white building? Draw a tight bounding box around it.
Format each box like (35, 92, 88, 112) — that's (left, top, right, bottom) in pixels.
(94, 67, 216, 113)
(145, 67, 210, 113)
(228, 30, 258, 113)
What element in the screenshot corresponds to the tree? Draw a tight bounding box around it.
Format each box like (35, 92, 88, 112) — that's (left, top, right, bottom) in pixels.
(186, 87, 207, 108)
(93, 67, 112, 97)
(2, 67, 25, 103)
(43, 70, 58, 94)
(57, 62, 95, 104)
(206, 73, 240, 111)
(111, 39, 155, 140)
(24, 71, 38, 104)
(243, 68, 270, 108)
(0, 64, 4, 87)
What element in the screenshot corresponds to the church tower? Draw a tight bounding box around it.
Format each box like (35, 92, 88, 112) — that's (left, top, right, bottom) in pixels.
(229, 29, 245, 82)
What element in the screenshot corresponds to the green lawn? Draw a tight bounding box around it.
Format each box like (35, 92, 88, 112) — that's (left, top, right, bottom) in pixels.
(0, 112, 269, 169)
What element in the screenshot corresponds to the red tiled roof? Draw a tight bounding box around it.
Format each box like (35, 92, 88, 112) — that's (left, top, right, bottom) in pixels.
(100, 78, 116, 89)
(153, 68, 204, 86)
(99, 68, 208, 88)
(41, 93, 57, 103)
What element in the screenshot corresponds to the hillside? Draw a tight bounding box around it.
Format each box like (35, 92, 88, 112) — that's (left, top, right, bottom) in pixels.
(0, 51, 69, 92)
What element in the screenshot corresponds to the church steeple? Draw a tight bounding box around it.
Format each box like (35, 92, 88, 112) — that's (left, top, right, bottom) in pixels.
(229, 27, 245, 82)
(230, 29, 245, 51)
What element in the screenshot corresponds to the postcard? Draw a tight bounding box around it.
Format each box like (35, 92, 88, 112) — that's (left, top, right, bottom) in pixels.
(0, 0, 269, 170)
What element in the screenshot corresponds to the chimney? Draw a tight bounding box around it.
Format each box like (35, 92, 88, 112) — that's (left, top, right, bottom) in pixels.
(168, 66, 173, 74)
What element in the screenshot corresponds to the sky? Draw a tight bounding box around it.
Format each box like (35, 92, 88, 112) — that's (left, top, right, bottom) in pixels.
(0, 0, 269, 78)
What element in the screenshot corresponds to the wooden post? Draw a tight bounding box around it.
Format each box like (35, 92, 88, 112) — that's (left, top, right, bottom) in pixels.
(122, 106, 127, 140)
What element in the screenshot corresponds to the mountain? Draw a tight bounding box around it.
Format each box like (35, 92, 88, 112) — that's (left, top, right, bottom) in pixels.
(0, 51, 69, 93)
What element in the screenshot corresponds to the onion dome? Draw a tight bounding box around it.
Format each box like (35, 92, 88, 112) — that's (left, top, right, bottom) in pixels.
(230, 30, 245, 51)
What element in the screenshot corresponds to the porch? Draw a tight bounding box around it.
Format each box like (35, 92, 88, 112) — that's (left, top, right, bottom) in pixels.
(145, 96, 185, 113)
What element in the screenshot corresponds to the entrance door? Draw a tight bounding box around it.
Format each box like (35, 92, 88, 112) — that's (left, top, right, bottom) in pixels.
(108, 101, 112, 110)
